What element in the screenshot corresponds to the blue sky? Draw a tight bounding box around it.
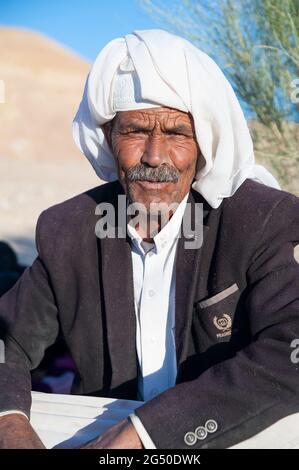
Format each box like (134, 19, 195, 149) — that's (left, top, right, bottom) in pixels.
(0, 0, 163, 61)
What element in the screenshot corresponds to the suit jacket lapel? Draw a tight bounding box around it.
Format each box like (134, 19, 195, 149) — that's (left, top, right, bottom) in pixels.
(175, 189, 211, 371)
(99, 186, 138, 392)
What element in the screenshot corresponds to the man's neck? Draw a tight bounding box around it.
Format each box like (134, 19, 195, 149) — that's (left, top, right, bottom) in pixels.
(127, 192, 189, 242)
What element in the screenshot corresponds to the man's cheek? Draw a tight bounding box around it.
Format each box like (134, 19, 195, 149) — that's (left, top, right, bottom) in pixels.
(118, 150, 144, 168)
(170, 149, 194, 169)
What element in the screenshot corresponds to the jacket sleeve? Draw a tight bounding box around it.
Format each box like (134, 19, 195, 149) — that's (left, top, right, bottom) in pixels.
(135, 192, 299, 449)
(0, 211, 59, 418)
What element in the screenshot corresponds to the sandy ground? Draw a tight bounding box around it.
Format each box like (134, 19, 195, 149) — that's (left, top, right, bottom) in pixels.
(0, 155, 100, 266)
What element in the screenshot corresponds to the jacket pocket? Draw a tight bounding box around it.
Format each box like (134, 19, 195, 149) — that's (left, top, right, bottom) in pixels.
(197, 283, 239, 309)
(193, 284, 241, 349)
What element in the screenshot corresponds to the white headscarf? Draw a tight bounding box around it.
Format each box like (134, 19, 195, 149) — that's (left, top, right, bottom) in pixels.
(72, 29, 280, 208)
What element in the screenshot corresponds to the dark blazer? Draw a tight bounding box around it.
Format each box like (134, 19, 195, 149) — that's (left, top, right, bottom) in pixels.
(1, 179, 299, 449)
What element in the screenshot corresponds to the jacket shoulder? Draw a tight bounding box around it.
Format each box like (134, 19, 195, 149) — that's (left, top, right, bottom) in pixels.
(34, 180, 124, 252)
(223, 178, 299, 220)
(220, 179, 299, 255)
(37, 180, 123, 226)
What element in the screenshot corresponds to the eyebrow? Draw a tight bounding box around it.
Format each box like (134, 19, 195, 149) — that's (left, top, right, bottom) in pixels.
(118, 123, 148, 132)
(118, 122, 193, 134)
(165, 124, 193, 134)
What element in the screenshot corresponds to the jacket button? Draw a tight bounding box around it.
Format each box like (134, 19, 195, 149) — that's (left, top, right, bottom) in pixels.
(205, 419, 218, 433)
(195, 426, 207, 440)
(184, 432, 197, 446)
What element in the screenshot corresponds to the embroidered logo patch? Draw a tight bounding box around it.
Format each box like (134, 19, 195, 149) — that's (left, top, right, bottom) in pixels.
(213, 313, 232, 338)
(294, 244, 299, 264)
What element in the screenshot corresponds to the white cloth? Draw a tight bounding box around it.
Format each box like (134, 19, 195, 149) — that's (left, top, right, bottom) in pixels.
(112, 55, 160, 111)
(3, 393, 299, 449)
(0, 407, 156, 449)
(127, 193, 189, 402)
(72, 28, 280, 209)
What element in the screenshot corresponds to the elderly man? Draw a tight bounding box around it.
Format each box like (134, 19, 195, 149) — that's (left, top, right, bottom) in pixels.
(0, 29, 299, 449)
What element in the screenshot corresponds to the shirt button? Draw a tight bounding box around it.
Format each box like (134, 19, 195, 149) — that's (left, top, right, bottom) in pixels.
(148, 289, 155, 297)
(205, 419, 218, 433)
(184, 432, 197, 446)
(195, 426, 207, 440)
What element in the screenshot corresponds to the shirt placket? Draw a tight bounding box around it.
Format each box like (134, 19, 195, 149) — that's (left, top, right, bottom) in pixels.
(139, 248, 167, 400)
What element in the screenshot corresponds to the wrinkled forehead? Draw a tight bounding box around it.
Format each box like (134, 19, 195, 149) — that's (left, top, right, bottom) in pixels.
(112, 107, 195, 130)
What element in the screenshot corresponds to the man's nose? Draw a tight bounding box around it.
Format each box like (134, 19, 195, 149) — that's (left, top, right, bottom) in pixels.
(141, 136, 169, 167)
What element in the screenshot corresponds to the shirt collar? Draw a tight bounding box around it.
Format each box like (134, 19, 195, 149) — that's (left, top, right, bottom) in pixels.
(127, 192, 189, 254)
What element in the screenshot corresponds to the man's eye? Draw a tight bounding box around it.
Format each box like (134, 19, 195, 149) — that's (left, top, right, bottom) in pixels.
(124, 130, 146, 135)
(166, 131, 185, 137)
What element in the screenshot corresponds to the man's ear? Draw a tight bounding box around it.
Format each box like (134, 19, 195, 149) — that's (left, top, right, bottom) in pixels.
(101, 121, 113, 151)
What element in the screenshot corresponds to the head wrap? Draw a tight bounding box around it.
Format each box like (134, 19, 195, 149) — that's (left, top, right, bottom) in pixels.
(72, 29, 280, 208)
